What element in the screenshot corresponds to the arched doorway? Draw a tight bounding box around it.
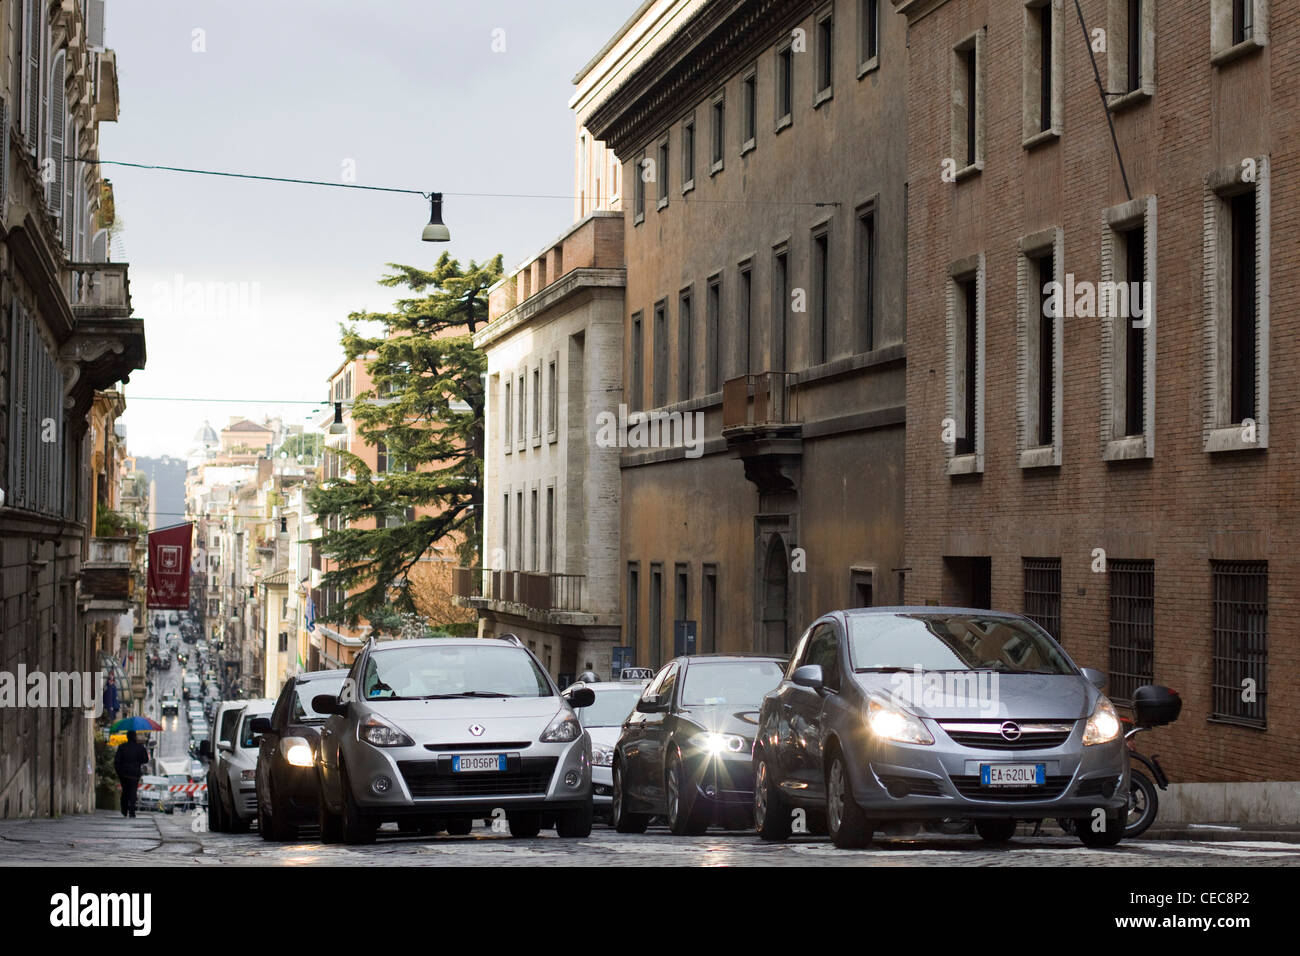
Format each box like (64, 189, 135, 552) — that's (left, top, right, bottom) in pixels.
(762, 535, 790, 654)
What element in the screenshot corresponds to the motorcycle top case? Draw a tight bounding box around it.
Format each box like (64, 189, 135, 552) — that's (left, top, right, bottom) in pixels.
(1133, 684, 1182, 726)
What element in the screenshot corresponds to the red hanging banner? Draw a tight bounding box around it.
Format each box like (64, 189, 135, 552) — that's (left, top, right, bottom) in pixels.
(147, 523, 193, 610)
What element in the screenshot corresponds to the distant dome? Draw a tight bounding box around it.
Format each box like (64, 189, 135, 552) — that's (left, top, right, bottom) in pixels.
(192, 421, 218, 444)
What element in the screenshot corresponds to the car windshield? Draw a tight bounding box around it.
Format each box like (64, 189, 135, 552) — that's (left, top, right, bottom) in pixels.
(680, 661, 785, 708)
(292, 675, 348, 721)
(847, 614, 1075, 674)
(362, 644, 553, 700)
(573, 687, 642, 727)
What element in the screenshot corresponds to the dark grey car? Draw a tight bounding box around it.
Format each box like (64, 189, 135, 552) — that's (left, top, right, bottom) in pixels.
(753, 607, 1130, 849)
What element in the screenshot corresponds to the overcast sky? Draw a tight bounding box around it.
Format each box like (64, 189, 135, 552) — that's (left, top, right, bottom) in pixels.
(107, 0, 636, 458)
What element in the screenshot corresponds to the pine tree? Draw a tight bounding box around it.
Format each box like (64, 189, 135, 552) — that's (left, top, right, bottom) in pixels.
(308, 252, 502, 627)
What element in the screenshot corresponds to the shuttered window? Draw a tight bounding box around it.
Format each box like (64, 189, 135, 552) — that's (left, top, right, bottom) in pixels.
(7, 302, 65, 515)
(25, 0, 43, 153)
(47, 51, 66, 215)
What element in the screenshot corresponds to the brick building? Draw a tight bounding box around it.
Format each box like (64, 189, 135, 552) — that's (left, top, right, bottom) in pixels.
(895, 0, 1296, 809)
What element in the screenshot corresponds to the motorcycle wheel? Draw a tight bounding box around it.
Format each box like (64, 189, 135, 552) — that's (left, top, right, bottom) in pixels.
(1125, 768, 1159, 838)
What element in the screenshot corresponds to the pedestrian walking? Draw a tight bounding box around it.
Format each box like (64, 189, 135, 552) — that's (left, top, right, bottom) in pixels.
(114, 730, 150, 819)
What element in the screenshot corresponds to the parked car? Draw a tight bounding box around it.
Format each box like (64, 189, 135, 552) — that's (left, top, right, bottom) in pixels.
(252, 669, 350, 841)
(566, 678, 649, 819)
(202, 698, 274, 833)
(752, 607, 1131, 849)
(314, 637, 596, 845)
(137, 775, 170, 813)
(611, 654, 786, 835)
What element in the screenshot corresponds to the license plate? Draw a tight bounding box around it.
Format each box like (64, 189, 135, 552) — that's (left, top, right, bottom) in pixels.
(980, 763, 1045, 787)
(451, 754, 507, 773)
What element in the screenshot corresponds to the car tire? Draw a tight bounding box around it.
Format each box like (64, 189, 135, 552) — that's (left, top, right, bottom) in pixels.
(666, 752, 709, 836)
(555, 801, 593, 838)
(340, 763, 377, 846)
(445, 817, 474, 836)
(1075, 810, 1125, 848)
(753, 752, 791, 841)
(507, 810, 542, 838)
(611, 761, 650, 834)
(974, 819, 1018, 844)
(1125, 769, 1159, 838)
(826, 753, 872, 849)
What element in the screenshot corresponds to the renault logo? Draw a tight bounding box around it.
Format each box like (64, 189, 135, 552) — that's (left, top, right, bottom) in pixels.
(469, 723, 485, 737)
(1000, 721, 1022, 741)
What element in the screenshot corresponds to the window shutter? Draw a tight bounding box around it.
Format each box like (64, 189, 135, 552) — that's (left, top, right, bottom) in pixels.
(0, 99, 9, 213)
(63, 120, 76, 252)
(25, 0, 42, 153)
(91, 228, 108, 262)
(47, 53, 64, 216)
(87, 0, 106, 48)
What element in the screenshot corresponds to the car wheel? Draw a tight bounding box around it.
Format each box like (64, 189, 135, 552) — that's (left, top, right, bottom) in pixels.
(208, 780, 227, 833)
(1075, 810, 1125, 848)
(555, 801, 593, 838)
(339, 763, 377, 845)
(257, 779, 275, 842)
(611, 762, 649, 834)
(507, 810, 542, 838)
(826, 753, 872, 849)
(445, 817, 474, 836)
(753, 753, 791, 841)
(974, 819, 1018, 844)
(666, 752, 709, 836)
(1125, 769, 1159, 838)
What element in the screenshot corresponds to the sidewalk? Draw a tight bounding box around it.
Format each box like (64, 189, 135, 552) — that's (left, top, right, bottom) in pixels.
(1141, 823, 1300, 843)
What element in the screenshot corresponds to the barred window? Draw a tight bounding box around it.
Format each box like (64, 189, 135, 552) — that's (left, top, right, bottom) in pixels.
(1023, 557, 1061, 640)
(1211, 561, 1267, 728)
(1108, 559, 1154, 704)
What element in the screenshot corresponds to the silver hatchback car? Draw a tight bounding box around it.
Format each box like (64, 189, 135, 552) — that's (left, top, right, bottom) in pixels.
(313, 636, 595, 844)
(754, 607, 1130, 848)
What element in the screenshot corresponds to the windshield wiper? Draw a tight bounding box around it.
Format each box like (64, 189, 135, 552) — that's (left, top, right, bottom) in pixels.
(417, 691, 516, 699)
(854, 666, 915, 673)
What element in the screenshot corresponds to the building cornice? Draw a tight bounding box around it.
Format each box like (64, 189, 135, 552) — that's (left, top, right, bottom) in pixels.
(475, 267, 626, 351)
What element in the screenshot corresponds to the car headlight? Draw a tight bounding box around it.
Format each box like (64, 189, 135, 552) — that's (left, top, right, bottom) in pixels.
(1082, 695, 1121, 746)
(358, 714, 415, 748)
(282, 737, 314, 767)
(865, 697, 934, 745)
(591, 744, 616, 767)
(687, 732, 747, 754)
(239, 768, 256, 782)
(539, 708, 583, 743)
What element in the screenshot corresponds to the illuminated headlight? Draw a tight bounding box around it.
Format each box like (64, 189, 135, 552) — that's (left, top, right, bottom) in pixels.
(1083, 695, 1121, 746)
(688, 732, 747, 754)
(239, 769, 256, 782)
(539, 708, 583, 743)
(282, 737, 314, 767)
(864, 697, 934, 745)
(359, 714, 415, 747)
(591, 744, 616, 767)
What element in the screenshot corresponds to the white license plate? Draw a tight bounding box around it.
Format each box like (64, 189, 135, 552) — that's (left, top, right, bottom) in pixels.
(980, 763, 1045, 787)
(452, 754, 507, 773)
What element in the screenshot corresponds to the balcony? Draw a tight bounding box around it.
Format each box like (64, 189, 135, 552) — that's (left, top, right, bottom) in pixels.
(453, 568, 589, 623)
(81, 536, 135, 610)
(721, 372, 803, 496)
(68, 262, 131, 319)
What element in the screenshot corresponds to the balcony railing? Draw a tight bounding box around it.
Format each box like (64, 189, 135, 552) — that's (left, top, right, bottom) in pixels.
(454, 568, 585, 614)
(67, 262, 131, 317)
(722, 371, 799, 429)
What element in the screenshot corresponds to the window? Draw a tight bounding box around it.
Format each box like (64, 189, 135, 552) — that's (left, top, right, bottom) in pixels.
(855, 204, 876, 353)
(502, 378, 512, 451)
(952, 32, 985, 175)
(1107, 0, 1154, 108)
(812, 228, 830, 364)
(706, 276, 721, 393)
(502, 493, 510, 569)
(677, 289, 693, 401)
(1211, 0, 1267, 63)
(515, 491, 523, 573)
(815, 4, 834, 104)
(649, 564, 664, 666)
(1101, 196, 1156, 460)
(653, 301, 668, 407)
(772, 246, 789, 372)
(1023, 1, 1060, 143)
(5, 302, 65, 515)
(741, 67, 757, 152)
(546, 486, 555, 573)
(1023, 558, 1061, 640)
(630, 312, 644, 412)
(1108, 559, 1154, 705)
(516, 373, 526, 450)
(46, 52, 66, 214)
(682, 114, 695, 192)
(738, 263, 753, 378)
(1017, 227, 1062, 467)
(775, 41, 794, 130)
(702, 565, 717, 653)
(859, 0, 880, 73)
(634, 152, 646, 223)
(627, 563, 640, 654)
(674, 563, 689, 643)
(375, 441, 388, 474)
(1203, 159, 1269, 452)
(1210, 561, 1267, 728)
(531, 367, 541, 442)
(850, 567, 873, 608)
(710, 90, 725, 173)
(546, 358, 558, 442)
(804, 624, 841, 690)
(946, 255, 984, 474)
(530, 488, 538, 571)
(656, 134, 670, 208)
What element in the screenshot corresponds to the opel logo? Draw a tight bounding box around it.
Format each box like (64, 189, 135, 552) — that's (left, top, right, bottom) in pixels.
(469, 723, 485, 737)
(1000, 721, 1022, 741)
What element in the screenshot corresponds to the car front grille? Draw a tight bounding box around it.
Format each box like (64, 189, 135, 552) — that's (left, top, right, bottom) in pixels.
(939, 721, 1075, 751)
(424, 741, 532, 752)
(398, 757, 558, 799)
(950, 775, 1071, 801)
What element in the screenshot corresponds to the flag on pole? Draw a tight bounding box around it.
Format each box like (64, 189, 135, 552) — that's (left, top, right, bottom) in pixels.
(147, 523, 194, 610)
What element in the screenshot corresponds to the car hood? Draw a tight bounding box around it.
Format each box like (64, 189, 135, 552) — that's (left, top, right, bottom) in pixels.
(856, 672, 1096, 721)
(353, 696, 569, 744)
(584, 725, 622, 749)
(677, 706, 762, 737)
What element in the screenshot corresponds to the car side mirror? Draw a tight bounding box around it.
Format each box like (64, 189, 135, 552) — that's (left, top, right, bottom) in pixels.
(312, 694, 344, 716)
(565, 687, 596, 709)
(197, 740, 211, 760)
(249, 717, 272, 735)
(792, 664, 825, 693)
(1081, 667, 1107, 690)
(635, 694, 666, 714)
